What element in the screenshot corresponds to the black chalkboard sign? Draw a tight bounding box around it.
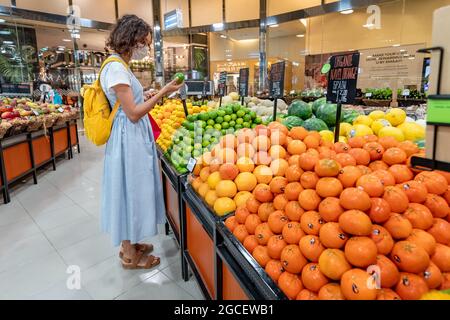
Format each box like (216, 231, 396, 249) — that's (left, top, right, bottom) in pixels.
(326, 53, 360, 104)
(269, 61, 285, 98)
(1, 83, 32, 95)
(185, 81, 213, 95)
(218, 71, 227, 96)
(238, 68, 249, 97)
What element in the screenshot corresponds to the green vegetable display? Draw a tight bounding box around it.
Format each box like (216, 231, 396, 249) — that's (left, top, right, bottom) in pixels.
(302, 118, 328, 132)
(288, 100, 312, 120)
(316, 103, 343, 127)
(312, 97, 327, 115)
(282, 116, 304, 130)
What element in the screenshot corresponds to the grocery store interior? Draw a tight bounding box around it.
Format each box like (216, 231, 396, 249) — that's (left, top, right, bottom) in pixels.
(0, 0, 450, 301)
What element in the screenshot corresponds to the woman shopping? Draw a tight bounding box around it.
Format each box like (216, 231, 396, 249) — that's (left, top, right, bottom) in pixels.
(101, 14, 183, 269)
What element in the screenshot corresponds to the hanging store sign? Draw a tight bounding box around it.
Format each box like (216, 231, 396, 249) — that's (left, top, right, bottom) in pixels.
(164, 9, 183, 30)
(269, 61, 285, 98)
(216, 61, 248, 73)
(238, 68, 249, 97)
(326, 52, 360, 104)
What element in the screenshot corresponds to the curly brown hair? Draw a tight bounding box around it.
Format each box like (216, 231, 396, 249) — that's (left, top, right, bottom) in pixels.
(106, 14, 152, 56)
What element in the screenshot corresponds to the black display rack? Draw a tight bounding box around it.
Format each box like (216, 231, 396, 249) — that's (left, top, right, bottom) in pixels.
(0, 119, 80, 204)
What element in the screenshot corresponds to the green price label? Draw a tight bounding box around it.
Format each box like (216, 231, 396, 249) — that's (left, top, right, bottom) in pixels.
(321, 63, 331, 74)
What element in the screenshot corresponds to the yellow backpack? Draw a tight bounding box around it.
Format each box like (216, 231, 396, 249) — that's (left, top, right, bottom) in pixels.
(83, 56, 128, 146)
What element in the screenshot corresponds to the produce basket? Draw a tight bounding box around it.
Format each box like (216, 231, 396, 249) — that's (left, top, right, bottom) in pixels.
(26, 117, 44, 132)
(398, 98, 427, 108)
(43, 114, 58, 129)
(362, 99, 392, 107)
(0, 122, 12, 139)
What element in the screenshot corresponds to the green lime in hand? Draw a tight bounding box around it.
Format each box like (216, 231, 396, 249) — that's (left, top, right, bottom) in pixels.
(173, 72, 185, 84)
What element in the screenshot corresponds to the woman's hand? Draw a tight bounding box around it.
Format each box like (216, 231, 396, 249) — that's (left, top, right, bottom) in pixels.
(144, 89, 158, 101)
(161, 79, 184, 96)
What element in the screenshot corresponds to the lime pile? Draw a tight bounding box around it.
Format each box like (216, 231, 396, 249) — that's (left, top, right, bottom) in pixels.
(166, 103, 263, 173)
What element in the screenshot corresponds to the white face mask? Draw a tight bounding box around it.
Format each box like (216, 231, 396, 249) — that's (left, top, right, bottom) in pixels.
(131, 44, 149, 60)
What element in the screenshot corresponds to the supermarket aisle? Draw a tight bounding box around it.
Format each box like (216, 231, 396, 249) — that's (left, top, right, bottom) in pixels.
(0, 134, 203, 300)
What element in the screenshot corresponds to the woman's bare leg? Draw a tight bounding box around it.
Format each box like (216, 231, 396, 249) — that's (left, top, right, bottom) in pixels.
(121, 240, 136, 260)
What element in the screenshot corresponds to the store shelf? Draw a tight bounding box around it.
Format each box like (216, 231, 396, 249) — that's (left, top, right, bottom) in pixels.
(0, 120, 80, 204)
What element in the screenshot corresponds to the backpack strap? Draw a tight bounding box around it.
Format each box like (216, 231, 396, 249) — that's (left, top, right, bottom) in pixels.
(99, 56, 129, 120)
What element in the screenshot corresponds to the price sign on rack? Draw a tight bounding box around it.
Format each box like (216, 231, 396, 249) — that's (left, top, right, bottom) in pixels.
(326, 52, 360, 104)
(325, 52, 360, 143)
(238, 68, 249, 98)
(218, 71, 227, 97)
(269, 61, 285, 99)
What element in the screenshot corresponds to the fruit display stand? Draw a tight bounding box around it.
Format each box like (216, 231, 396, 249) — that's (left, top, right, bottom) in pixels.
(0, 119, 80, 204)
(179, 177, 287, 300)
(215, 220, 287, 300)
(181, 181, 221, 299)
(158, 148, 186, 243)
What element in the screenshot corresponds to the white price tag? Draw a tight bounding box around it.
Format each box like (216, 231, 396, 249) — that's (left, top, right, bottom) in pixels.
(32, 109, 40, 116)
(365, 92, 372, 98)
(290, 90, 296, 95)
(186, 157, 197, 173)
(402, 89, 410, 96)
(58, 107, 64, 113)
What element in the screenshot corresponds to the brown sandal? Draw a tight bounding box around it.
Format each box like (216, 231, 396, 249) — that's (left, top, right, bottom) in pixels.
(119, 243, 154, 260)
(121, 251, 161, 270)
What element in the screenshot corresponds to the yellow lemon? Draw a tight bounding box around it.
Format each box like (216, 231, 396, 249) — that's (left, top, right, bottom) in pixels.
(385, 108, 406, 126)
(378, 126, 405, 142)
(340, 122, 352, 137)
(369, 110, 385, 121)
(319, 130, 334, 142)
(353, 115, 373, 127)
(207, 171, 222, 190)
(339, 136, 348, 143)
(347, 124, 373, 138)
(371, 119, 392, 135)
(397, 122, 425, 141)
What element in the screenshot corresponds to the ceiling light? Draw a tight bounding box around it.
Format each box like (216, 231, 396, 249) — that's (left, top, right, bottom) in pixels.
(213, 22, 224, 30)
(62, 39, 72, 42)
(3, 40, 13, 45)
(392, 44, 401, 47)
(220, 34, 227, 39)
(269, 24, 279, 28)
(300, 19, 308, 27)
(226, 59, 232, 62)
(400, 49, 406, 52)
(363, 23, 375, 28)
(296, 34, 305, 38)
(0, 19, 5, 23)
(340, 9, 354, 15)
(0, 30, 10, 35)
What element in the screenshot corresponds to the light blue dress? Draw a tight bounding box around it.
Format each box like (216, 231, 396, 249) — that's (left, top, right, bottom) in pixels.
(100, 56, 166, 247)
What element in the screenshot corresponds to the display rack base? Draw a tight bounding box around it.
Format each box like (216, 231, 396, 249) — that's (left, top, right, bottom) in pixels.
(0, 120, 80, 204)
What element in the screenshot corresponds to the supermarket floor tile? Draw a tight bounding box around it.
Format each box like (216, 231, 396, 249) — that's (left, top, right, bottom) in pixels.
(32, 204, 92, 231)
(161, 262, 205, 300)
(0, 134, 203, 300)
(81, 256, 160, 300)
(0, 232, 55, 274)
(115, 272, 195, 300)
(44, 216, 101, 250)
(0, 200, 30, 227)
(57, 232, 118, 271)
(0, 251, 68, 300)
(28, 280, 93, 300)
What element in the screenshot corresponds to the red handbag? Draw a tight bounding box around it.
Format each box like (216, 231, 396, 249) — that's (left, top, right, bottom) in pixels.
(148, 114, 161, 140)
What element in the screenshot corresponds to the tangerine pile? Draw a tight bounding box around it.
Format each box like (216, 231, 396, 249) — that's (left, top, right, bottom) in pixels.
(190, 122, 450, 300)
